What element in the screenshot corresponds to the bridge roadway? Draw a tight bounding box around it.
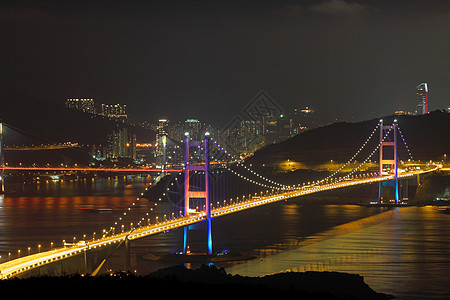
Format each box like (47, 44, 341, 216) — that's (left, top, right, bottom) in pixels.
(0, 165, 441, 279)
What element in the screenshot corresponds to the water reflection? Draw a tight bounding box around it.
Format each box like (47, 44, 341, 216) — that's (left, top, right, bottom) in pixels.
(0, 176, 154, 257)
(8, 175, 152, 197)
(226, 207, 450, 299)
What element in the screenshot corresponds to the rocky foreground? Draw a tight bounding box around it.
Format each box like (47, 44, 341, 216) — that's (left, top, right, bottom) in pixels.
(0, 264, 392, 299)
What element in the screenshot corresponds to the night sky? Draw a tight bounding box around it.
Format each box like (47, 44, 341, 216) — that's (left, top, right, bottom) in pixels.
(2, 0, 450, 126)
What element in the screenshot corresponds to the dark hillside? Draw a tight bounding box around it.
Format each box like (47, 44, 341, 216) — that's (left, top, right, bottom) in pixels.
(247, 111, 450, 166)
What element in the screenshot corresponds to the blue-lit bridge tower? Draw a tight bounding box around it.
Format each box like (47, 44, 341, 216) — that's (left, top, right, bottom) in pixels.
(378, 120, 399, 204)
(183, 132, 213, 255)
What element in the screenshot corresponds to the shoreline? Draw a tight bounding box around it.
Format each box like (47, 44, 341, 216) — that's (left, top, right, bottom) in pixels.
(0, 264, 393, 299)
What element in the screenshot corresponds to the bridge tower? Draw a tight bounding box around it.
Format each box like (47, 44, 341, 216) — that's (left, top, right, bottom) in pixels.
(183, 132, 213, 255)
(378, 119, 399, 204)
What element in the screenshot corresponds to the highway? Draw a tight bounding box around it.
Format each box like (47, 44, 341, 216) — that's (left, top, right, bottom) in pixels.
(0, 164, 441, 279)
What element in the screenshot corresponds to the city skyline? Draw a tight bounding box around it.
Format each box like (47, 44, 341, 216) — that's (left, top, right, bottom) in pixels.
(63, 80, 436, 130)
(2, 1, 450, 126)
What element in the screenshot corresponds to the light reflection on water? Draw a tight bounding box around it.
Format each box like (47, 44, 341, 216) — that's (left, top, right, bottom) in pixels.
(225, 206, 450, 299)
(0, 176, 155, 255)
(1, 178, 450, 299)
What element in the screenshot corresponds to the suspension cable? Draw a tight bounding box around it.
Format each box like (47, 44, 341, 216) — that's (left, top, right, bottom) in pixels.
(210, 137, 288, 188)
(396, 125, 414, 161)
(316, 122, 381, 185)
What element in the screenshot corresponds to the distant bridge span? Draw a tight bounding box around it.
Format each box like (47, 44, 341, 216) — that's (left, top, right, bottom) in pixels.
(0, 166, 183, 173)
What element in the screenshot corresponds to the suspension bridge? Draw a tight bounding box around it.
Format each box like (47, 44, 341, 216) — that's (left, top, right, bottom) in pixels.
(0, 120, 442, 279)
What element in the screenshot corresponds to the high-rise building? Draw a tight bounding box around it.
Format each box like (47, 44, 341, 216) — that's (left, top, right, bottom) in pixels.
(277, 114, 293, 142)
(101, 104, 128, 120)
(156, 119, 168, 143)
(264, 116, 278, 145)
(416, 83, 429, 115)
(107, 127, 136, 160)
(183, 119, 202, 141)
(289, 107, 315, 134)
(66, 98, 96, 114)
(155, 119, 169, 165)
(240, 120, 264, 154)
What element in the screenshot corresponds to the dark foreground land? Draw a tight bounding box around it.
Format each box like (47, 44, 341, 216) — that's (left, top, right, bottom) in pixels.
(0, 264, 392, 299)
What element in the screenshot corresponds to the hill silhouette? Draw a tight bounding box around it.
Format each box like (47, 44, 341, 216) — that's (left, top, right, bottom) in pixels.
(246, 110, 450, 167)
(0, 264, 391, 299)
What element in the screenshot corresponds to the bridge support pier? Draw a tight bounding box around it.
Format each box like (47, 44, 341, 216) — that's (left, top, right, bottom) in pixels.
(125, 238, 131, 271)
(84, 249, 88, 274)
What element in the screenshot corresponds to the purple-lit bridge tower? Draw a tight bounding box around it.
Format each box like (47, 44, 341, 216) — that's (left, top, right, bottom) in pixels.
(183, 132, 213, 255)
(378, 119, 399, 204)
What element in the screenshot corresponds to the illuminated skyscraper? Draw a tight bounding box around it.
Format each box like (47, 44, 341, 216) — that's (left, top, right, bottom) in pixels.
(155, 119, 168, 165)
(416, 83, 429, 115)
(107, 127, 136, 159)
(66, 98, 96, 114)
(101, 104, 128, 120)
(240, 120, 264, 155)
(277, 114, 293, 142)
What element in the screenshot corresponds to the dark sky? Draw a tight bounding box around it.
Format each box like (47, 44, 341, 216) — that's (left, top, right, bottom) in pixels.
(2, 0, 450, 126)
